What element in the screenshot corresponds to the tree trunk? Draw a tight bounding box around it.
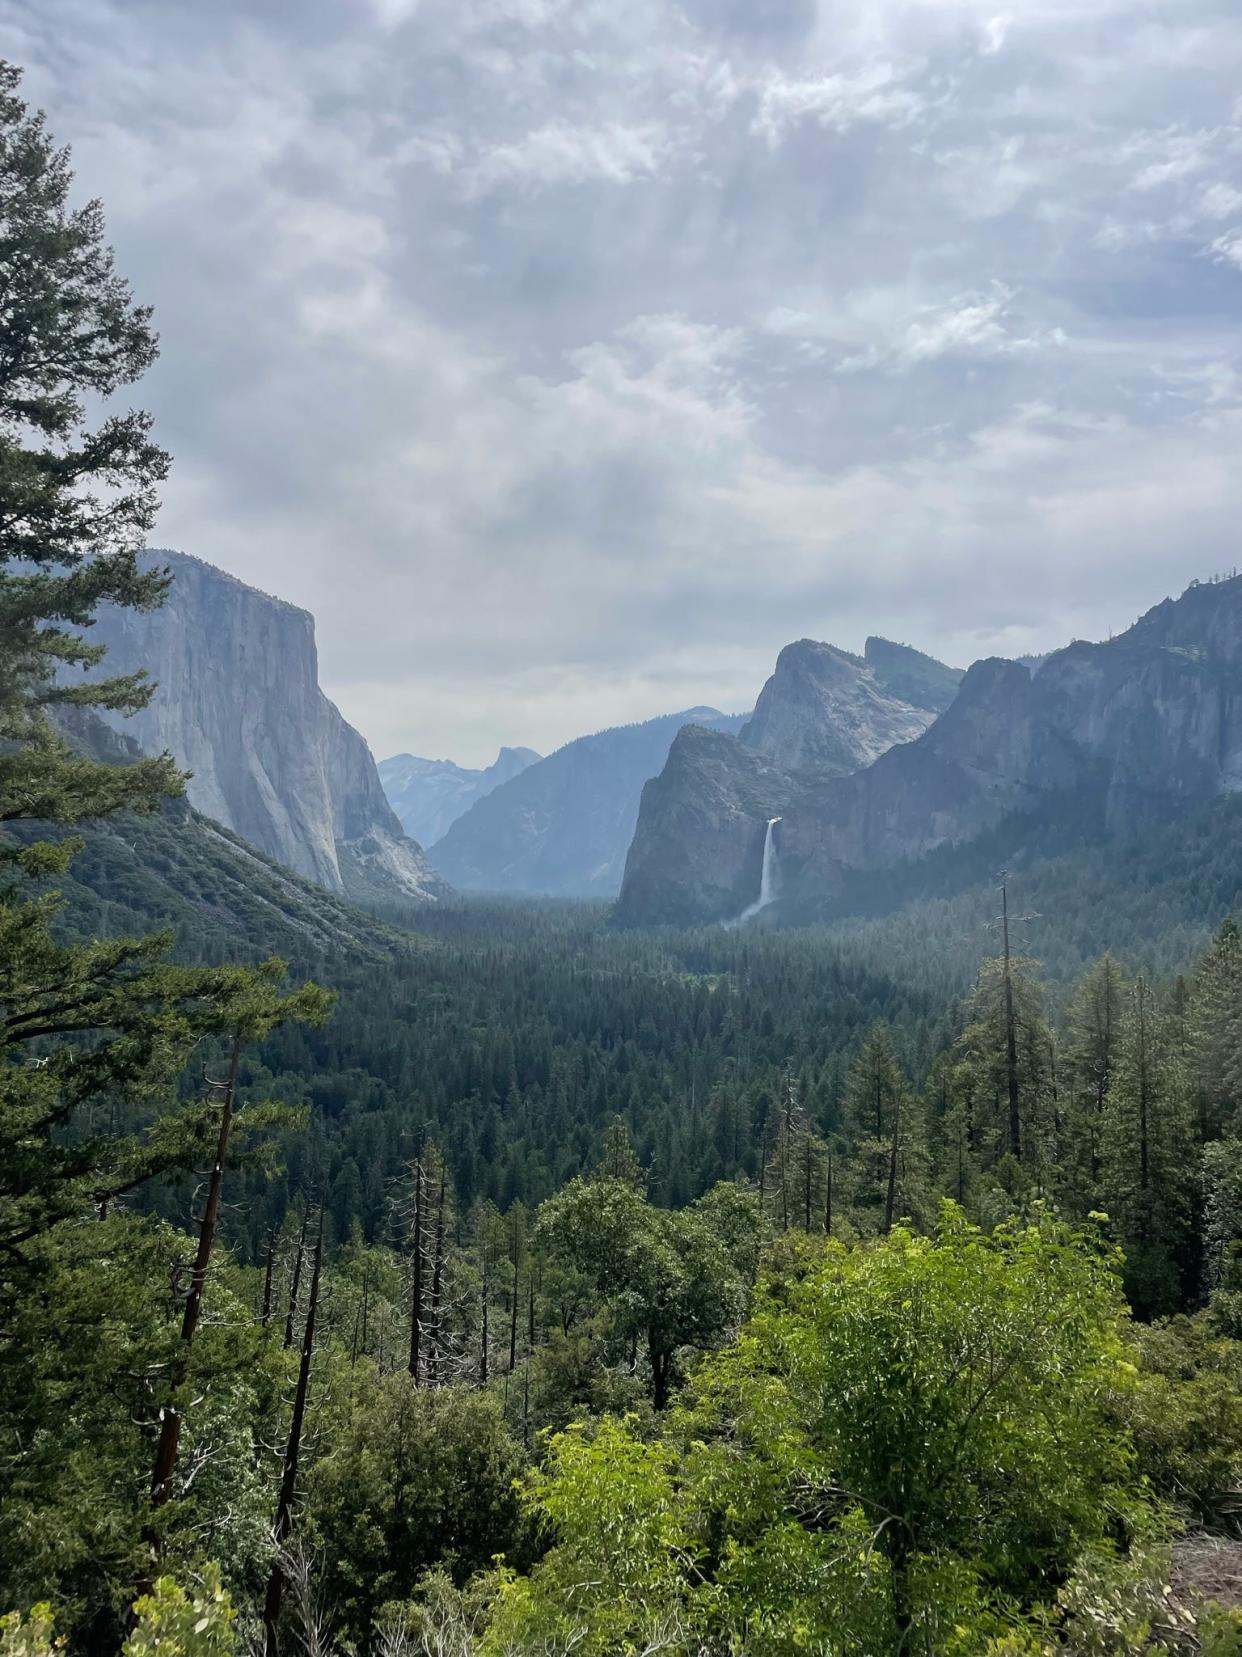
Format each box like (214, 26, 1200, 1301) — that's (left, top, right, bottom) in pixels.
(149, 1034, 241, 1514)
(890, 1540, 915, 1655)
(427, 1167, 446, 1385)
(408, 1159, 423, 1382)
(480, 1246, 490, 1386)
(1137, 981, 1150, 1190)
(508, 1252, 519, 1374)
(284, 1209, 308, 1351)
(883, 1101, 901, 1235)
(263, 1210, 324, 1657)
(650, 1339, 671, 1411)
(1002, 881, 1022, 1161)
(261, 1230, 276, 1329)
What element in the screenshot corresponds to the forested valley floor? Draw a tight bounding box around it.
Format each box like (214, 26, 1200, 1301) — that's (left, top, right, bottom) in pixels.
(8, 831, 1242, 1655)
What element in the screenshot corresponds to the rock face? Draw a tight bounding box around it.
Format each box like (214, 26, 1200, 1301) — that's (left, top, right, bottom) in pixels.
(83, 550, 449, 902)
(45, 709, 410, 961)
(430, 708, 748, 897)
(863, 636, 964, 714)
(614, 725, 806, 927)
(615, 634, 958, 926)
(618, 577, 1242, 926)
(379, 747, 541, 847)
(741, 640, 937, 773)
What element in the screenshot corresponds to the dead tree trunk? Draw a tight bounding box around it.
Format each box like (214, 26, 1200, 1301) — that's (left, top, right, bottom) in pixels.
(264, 1210, 324, 1657)
(284, 1208, 308, 1351)
(1002, 880, 1021, 1162)
(508, 1231, 520, 1375)
(408, 1159, 424, 1383)
(479, 1243, 490, 1387)
(426, 1167, 446, 1385)
(261, 1230, 277, 1329)
(149, 1034, 241, 1513)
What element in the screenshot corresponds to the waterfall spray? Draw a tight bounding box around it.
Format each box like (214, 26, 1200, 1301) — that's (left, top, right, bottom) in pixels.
(729, 817, 782, 926)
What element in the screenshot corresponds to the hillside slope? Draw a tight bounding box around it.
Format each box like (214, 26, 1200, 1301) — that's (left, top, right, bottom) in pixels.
(431, 707, 748, 897)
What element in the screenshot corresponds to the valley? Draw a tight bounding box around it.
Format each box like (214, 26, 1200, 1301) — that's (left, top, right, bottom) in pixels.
(5, 32, 1242, 1657)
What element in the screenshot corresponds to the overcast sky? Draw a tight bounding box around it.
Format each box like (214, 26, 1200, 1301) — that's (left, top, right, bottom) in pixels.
(7, 0, 1242, 765)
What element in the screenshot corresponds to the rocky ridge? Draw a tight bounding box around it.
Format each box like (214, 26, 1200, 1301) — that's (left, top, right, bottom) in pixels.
(617, 579, 1242, 926)
(379, 747, 541, 847)
(617, 635, 960, 925)
(740, 638, 939, 773)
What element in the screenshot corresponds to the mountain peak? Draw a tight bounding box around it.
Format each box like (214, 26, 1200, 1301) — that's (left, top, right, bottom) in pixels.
(863, 636, 964, 714)
(741, 637, 934, 774)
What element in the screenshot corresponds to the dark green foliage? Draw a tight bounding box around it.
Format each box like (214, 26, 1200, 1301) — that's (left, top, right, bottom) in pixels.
(1121, 1315, 1242, 1533)
(0, 60, 176, 824)
(536, 1175, 747, 1407)
(303, 1379, 528, 1644)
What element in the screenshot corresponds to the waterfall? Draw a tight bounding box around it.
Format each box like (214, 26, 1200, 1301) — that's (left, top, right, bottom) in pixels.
(730, 817, 782, 926)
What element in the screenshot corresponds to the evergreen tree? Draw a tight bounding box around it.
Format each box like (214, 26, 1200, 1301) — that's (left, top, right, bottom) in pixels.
(843, 1024, 930, 1231)
(955, 936, 1055, 1183)
(1100, 975, 1195, 1316)
(592, 1114, 645, 1189)
(1188, 918, 1242, 1140)
(0, 66, 330, 1629)
(1065, 953, 1128, 1197)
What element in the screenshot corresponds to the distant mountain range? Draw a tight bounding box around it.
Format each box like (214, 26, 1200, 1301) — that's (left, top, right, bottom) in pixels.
(617, 577, 1242, 927)
(379, 747, 541, 847)
(81, 550, 969, 909)
(78, 550, 448, 904)
(89, 554, 1242, 935)
(428, 708, 751, 898)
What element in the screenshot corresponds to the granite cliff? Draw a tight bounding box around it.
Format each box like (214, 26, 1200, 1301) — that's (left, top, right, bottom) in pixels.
(617, 578, 1242, 926)
(82, 550, 448, 902)
(616, 635, 958, 925)
(740, 638, 940, 772)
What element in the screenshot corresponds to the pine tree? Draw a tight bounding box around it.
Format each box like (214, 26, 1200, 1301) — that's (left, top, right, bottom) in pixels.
(1066, 953, 1128, 1197)
(0, 68, 333, 1620)
(0, 63, 331, 1300)
(1188, 919, 1242, 1140)
(843, 1024, 930, 1231)
(593, 1115, 645, 1189)
(1100, 975, 1195, 1316)
(955, 932, 1055, 1182)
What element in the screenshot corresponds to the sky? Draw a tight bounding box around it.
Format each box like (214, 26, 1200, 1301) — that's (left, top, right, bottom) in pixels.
(6, 0, 1242, 766)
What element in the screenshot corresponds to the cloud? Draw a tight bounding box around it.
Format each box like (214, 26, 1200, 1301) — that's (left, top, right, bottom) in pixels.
(751, 62, 926, 146)
(1209, 230, 1242, 270)
(980, 16, 1009, 56)
(833, 286, 1064, 373)
(8, 0, 1242, 763)
(465, 120, 671, 194)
